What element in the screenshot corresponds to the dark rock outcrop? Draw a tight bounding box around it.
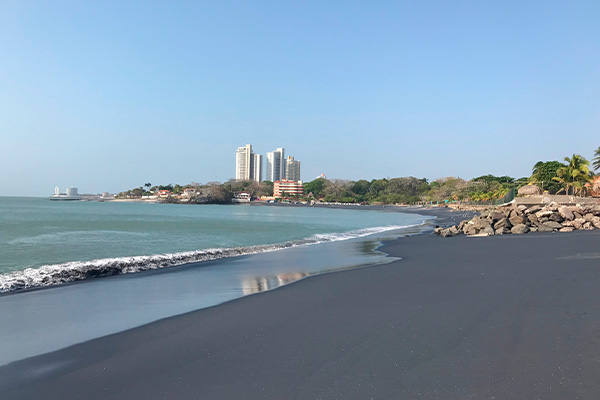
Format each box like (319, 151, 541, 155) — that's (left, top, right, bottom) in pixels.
(434, 202, 600, 238)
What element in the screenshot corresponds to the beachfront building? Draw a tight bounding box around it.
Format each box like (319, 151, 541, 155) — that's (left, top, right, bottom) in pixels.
(235, 144, 253, 180)
(285, 156, 301, 182)
(273, 180, 303, 198)
(266, 147, 285, 182)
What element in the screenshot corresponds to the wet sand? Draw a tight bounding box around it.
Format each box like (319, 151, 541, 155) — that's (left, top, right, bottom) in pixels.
(3, 228, 600, 399)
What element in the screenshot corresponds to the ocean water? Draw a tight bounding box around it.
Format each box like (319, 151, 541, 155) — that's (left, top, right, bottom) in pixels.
(0, 197, 429, 292)
(0, 197, 434, 365)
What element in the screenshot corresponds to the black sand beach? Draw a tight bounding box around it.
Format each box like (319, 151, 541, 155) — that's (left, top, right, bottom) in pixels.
(3, 226, 600, 399)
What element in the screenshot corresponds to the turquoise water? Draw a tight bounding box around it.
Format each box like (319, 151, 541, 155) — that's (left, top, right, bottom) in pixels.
(0, 197, 429, 292)
(0, 197, 433, 364)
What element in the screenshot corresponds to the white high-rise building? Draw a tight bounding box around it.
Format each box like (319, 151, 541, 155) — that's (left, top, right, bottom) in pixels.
(235, 144, 252, 180)
(252, 153, 263, 182)
(236, 144, 263, 182)
(266, 147, 285, 182)
(285, 156, 301, 182)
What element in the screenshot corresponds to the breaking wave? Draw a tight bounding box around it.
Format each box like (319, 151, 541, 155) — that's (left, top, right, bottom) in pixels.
(0, 223, 425, 294)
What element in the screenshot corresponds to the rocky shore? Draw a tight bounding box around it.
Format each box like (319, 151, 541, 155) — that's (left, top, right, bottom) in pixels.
(435, 202, 600, 237)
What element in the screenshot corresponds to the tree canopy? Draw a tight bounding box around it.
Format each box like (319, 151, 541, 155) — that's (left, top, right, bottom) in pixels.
(529, 161, 564, 193)
(116, 146, 600, 203)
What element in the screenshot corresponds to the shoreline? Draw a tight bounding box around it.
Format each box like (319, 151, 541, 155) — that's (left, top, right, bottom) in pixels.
(3, 226, 600, 398)
(0, 208, 453, 366)
(0, 205, 466, 296)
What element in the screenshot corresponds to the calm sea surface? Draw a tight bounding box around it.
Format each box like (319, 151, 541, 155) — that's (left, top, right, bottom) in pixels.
(0, 197, 427, 276)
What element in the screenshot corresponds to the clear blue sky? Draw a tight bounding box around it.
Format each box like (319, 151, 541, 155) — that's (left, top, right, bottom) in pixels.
(1, 1, 598, 196)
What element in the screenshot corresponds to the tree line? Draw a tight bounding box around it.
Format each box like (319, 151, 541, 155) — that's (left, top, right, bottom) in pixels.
(118, 146, 600, 204)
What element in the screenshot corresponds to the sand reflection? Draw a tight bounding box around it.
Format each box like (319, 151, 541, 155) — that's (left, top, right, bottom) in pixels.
(242, 272, 309, 295)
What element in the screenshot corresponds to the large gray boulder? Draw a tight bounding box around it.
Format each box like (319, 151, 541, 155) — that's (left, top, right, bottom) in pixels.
(548, 212, 564, 222)
(494, 218, 511, 230)
(463, 222, 478, 236)
(524, 205, 542, 215)
(511, 224, 530, 234)
(509, 214, 525, 226)
(573, 218, 586, 230)
(526, 214, 539, 226)
(577, 204, 592, 214)
(472, 216, 491, 231)
(536, 209, 554, 219)
(482, 225, 495, 236)
(558, 206, 574, 221)
(542, 221, 563, 230)
(440, 228, 454, 237)
(489, 211, 505, 222)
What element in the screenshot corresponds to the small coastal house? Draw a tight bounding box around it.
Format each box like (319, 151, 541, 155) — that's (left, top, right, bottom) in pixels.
(157, 190, 172, 198)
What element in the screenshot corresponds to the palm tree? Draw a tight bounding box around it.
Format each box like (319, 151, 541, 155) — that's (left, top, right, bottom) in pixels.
(553, 154, 592, 195)
(593, 146, 600, 171)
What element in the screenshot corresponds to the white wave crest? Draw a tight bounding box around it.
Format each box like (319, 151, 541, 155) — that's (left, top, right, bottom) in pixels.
(0, 222, 426, 294)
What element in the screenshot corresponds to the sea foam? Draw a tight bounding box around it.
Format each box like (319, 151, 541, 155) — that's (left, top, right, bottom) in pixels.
(0, 223, 423, 293)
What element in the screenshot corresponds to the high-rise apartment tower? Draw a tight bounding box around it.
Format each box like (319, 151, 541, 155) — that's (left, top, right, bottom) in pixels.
(285, 156, 301, 182)
(252, 153, 263, 182)
(235, 144, 253, 181)
(266, 147, 285, 182)
(235, 144, 263, 182)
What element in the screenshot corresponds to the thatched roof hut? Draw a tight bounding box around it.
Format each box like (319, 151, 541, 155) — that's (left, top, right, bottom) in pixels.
(518, 184, 542, 196)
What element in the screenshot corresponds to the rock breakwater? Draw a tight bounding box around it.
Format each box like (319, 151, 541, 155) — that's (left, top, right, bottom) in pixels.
(435, 202, 600, 237)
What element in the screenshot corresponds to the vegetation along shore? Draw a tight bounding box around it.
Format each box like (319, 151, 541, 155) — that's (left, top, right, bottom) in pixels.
(116, 148, 600, 206)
